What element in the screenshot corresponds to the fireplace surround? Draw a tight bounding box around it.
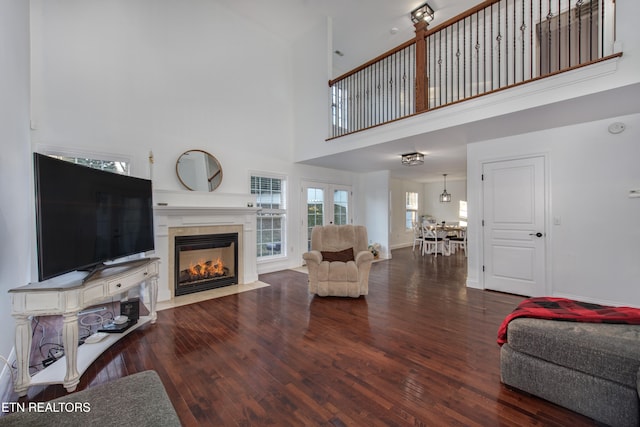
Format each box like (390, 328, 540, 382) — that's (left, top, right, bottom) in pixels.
(152, 190, 260, 302)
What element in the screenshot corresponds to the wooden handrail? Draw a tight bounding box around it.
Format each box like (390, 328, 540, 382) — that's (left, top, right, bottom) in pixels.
(329, 38, 416, 86)
(423, 0, 502, 40)
(329, 0, 503, 86)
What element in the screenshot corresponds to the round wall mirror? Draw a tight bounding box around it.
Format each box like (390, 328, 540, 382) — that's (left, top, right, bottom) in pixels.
(176, 149, 223, 192)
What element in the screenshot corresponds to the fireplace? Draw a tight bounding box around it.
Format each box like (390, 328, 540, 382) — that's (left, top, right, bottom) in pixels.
(174, 233, 238, 296)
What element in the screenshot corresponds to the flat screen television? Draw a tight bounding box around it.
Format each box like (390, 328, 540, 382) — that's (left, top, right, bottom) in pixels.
(34, 153, 155, 282)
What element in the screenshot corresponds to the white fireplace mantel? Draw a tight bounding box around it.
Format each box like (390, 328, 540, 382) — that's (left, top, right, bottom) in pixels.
(154, 206, 260, 217)
(152, 190, 260, 302)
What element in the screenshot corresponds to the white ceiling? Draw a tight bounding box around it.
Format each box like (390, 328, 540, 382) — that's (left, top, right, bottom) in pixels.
(217, 0, 638, 183)
(217, 0, 473, 77)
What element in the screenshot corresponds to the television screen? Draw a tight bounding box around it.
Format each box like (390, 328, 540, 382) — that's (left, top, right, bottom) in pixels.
(34, 153, 155, 281)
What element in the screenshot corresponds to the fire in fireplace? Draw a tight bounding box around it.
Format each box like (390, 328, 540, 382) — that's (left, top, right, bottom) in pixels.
(174, 233, 238, 296)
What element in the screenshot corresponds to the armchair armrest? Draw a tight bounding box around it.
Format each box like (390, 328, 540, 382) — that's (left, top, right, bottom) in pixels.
(302, 250, 323, 265)
(355, 250, 374, 267)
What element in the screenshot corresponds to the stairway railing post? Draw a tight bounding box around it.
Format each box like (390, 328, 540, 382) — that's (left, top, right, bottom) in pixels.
(414, 20, 429, 113)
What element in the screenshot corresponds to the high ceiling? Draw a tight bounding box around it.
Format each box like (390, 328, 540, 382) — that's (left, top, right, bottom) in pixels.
(217, 0, 637, 183)
(217, 0, 473, 77)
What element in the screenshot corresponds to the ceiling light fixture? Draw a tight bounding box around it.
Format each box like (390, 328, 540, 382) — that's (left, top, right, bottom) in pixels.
(401, 152, 424, 166)
(410, 2, 435, 25)
(439, 174, 452, 203)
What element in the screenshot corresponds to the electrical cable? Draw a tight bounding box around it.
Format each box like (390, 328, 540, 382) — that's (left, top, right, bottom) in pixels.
(0, 355, 15, 388)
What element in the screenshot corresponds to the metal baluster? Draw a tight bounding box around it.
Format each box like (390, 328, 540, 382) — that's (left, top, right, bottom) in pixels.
(513, 0, 517, 84)
(505, 0, 509, 85)
(481, 9, 485, 94)
(457, 20, 461, 101)
(589, 1, 593, 61)
(600, 0, 605, 59)
(530, 0, 533, 79)
(557, 0, 561, 70)
(445, 27, 448, 104)
(490, 3, 494, 91)
(463, 17, 467, 100)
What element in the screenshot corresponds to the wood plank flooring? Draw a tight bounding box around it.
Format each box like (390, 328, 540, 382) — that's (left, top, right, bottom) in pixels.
(7, 247, 598, 426)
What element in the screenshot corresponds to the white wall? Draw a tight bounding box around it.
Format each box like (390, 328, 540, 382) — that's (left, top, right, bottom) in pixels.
(389, 178, 422, 249)
(357, 171, 391, 258)
(291, 16, 332, 162)
(467, 112, 640, 307)
(29, 0, 357, 275)
(0, 0, 31, 398)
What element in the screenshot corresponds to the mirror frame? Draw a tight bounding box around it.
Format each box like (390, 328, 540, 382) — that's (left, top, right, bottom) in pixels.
(176, 149, 223, 192)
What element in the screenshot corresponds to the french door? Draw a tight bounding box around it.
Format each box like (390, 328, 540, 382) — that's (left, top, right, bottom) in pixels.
(301, 181, 352, 252)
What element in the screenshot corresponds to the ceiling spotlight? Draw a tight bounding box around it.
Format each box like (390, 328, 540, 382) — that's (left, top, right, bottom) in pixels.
(410, 2, 435, 25)
(401, 152, 425, 166)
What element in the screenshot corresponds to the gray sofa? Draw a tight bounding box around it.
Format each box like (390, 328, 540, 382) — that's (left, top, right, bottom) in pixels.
(0, 370, 181, 426)
(500, 318, 640, 427)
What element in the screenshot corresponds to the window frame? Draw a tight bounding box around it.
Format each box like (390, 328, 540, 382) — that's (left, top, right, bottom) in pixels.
(250, 173, 287, 261)
(38, 145, 133, 176)
(405, 191, 419, 230)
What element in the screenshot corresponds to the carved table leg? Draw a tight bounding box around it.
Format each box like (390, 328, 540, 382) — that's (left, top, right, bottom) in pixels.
(13, 315, 32, 397)
(148, 277, 158, 324)
(62, 312, 80, 393)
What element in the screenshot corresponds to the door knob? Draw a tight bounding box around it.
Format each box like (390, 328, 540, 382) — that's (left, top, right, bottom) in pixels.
(529, 232, 543, 237)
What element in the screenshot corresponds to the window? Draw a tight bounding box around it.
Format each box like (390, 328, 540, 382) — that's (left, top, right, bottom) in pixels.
(405, 191, 419, 230)
(459, 200, 468, 227)
(333, 189, 349, 225)
(49, 155, 130, 175)
(251, 175, 286, 259)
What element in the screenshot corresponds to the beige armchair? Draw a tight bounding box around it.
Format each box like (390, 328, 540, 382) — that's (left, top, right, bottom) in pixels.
(302, 224, 374, 297)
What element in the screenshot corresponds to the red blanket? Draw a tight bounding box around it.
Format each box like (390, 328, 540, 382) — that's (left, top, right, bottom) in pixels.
(497, 297, 640, 346)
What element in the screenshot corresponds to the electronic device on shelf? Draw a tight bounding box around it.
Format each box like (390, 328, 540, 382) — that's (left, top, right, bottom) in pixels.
(33, 153, 155, 282)
(84, 332, 108, 344)
(113, 315, 129, 325)
(120, 299, 140, 324)
(98, 320, 133, 334)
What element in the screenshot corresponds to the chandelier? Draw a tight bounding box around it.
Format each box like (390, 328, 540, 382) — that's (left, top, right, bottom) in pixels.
(410, 2, 435, 25)
(401, 152, 425, 166)
(440, 174, 451, 202)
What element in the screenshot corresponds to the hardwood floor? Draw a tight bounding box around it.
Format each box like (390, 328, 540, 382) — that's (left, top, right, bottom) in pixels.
(8, 247, 598, 426)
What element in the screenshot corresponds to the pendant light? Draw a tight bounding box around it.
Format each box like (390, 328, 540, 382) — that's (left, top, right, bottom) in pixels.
(439, 174, 451, 203)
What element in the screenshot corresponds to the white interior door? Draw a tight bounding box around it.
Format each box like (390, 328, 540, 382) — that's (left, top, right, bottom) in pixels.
(301, 182, 352, 252)
(482, 156, 546, 296)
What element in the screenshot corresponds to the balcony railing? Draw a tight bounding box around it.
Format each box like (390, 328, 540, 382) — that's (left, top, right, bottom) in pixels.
(329, 0, 618, 139)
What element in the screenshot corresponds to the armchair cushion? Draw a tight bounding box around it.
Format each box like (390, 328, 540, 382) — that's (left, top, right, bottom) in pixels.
(321, 247, 355, 262)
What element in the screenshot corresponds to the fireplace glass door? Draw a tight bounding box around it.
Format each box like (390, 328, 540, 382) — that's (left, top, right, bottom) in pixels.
(174, 233, 238, 296)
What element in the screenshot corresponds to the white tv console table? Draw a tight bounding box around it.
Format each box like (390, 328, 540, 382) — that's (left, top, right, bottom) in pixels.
(8, 258, 159, 397)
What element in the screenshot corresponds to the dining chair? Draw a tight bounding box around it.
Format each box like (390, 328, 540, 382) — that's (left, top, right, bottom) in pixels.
(421, 225, 449, 257)
(448, 228, 467, 256)
(412, 222, 423, 252)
